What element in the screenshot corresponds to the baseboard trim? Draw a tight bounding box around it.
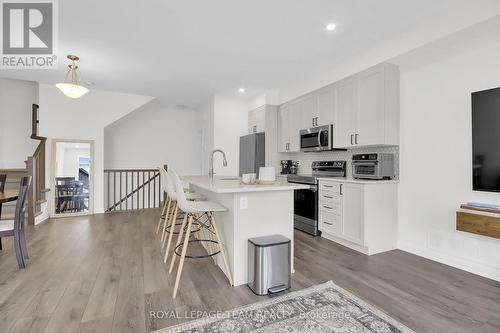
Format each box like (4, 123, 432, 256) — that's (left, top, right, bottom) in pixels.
(398, 241, 500, 282)
(34, 211, 49, 225)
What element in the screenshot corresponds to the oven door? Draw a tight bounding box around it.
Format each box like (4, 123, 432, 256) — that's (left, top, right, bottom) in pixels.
(352, 162, 380, 179)
(293, 186, 319, 236)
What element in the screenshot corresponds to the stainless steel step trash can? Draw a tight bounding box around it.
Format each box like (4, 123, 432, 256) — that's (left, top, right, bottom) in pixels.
(248, 234, 291, 295)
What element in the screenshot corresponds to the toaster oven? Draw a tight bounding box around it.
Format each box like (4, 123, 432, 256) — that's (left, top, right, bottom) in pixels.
(352, 153, 395, 180)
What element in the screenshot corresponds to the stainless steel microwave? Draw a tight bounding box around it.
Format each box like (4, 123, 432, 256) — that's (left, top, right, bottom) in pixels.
(300, 125, 332, 152)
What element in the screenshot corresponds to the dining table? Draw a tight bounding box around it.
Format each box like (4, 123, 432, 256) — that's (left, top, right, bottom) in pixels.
(0, 191, 19, 204)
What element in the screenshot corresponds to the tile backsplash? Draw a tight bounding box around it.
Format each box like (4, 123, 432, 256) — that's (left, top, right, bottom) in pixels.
(286, 146, 400, 179)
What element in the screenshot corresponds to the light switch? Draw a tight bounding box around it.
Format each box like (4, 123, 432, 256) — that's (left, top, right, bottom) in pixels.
(240, 196, 248, 210)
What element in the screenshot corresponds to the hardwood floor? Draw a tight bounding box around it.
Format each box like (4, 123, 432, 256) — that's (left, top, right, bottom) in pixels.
(0, 209, 499, 333)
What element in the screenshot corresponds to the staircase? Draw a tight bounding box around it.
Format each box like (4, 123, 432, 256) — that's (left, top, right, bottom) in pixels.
(0, 104, 49, 224)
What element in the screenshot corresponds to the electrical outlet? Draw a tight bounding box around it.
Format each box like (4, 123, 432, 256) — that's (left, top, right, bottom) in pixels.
(296, 160, 301, 166)
(240, 196, 248, 210)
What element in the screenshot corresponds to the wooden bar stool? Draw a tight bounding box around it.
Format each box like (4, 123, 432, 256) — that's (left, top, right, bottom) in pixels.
(168, 169, 233, 298)
(157, 167, 203, 243)
(162, 171, 205, 263)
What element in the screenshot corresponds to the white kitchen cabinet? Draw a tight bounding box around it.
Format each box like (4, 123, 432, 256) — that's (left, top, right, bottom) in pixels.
(288, 100, 302, 152)
(333, 78, 358, 147)
(278, 104, 290, 152)
(340, 183, 364, 245)
(333, 63, 399, 148)
(248, 106, 266, 134)
(277, 100, 302, 152)
(277, 62, 399, 150)
(316, 85, 335, 126)
(301, 94, 317, 128)
(300, 86, 335, 129)
(318, 179, 398, 255)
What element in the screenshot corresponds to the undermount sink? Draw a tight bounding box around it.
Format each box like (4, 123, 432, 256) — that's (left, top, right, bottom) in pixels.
(219, 177, 239, 180)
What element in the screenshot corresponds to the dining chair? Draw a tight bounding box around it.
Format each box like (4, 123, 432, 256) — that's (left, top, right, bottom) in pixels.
(0, 176, 32, 268)
(55, 177, 76, 213)
(0, 174, 6, 250)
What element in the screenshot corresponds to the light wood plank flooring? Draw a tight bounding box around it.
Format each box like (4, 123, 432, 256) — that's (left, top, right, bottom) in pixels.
(0, 209, 499, 333)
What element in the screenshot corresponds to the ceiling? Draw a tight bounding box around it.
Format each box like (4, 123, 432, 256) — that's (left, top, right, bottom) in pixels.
(0, 0, 458, 108)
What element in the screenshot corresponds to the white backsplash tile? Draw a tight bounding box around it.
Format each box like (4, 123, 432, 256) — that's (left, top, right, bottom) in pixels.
(286, 146, 400, 178)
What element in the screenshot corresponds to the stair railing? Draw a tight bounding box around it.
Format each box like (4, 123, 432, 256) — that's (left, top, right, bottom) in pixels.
(104, 168, 161, 212)
(27, 104, 47, 224)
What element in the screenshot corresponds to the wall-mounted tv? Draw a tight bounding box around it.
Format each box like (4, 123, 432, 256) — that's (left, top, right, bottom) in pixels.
(472, 87, 500, 192)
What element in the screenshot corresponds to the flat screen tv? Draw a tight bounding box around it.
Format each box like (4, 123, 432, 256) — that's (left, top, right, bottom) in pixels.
(472, 86, 500, 192)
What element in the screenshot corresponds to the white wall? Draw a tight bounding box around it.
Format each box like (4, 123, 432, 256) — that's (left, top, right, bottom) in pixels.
(0, 78, 39, 168)
(199, 99, 215, 173)
(57, 146, 90, 179)
(104, 100, 203, 175)
(212, 95, 249, 176)
(277, 3, 500, 104)
(39, 84, 153, 214)
(394, 16, 500, 281)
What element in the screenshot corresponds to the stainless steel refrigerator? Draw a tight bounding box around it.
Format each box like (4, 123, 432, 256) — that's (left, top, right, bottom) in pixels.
(239, 132, 265, 177)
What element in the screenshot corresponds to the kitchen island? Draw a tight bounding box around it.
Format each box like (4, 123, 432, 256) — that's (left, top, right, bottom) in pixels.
(182, 175, 309, 286)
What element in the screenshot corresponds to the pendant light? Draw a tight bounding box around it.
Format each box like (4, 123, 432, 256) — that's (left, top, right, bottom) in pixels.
(56, 55, 89, 98)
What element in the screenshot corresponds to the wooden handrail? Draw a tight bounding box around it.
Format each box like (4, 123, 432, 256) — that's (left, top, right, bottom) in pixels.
(27, 104, 47, 225)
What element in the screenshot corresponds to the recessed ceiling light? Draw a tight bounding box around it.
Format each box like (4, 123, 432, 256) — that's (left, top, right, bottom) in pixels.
(238, 88, 245, 93)
(326, 23, 337, 31)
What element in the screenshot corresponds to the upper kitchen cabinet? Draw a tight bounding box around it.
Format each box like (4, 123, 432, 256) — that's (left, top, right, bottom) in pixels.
(277, 100, 302, 152)
(248, 105, 266, 134)
(301, 94, 317, 128)
(278, 104, 290, 152)
(333, 77, 358, 147)
(334, 63, 400, 148)
(316, 85, 335, 127)
(301, 86, 335, 129)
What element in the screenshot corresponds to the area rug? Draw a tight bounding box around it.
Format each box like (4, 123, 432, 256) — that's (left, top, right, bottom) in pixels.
(155, 280, 414, 333)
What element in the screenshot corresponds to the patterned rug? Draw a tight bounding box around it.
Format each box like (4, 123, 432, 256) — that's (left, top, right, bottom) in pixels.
(155, 281, 414, 333)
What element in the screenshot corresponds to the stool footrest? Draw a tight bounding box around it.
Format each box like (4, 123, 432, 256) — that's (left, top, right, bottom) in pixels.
(174, 239, 220, 259)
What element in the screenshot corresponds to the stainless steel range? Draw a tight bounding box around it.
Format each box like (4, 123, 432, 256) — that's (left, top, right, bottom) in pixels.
(287, 161, 346, 236)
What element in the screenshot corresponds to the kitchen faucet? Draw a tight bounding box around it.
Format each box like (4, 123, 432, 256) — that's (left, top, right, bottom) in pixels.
(209, 149, 227, 182)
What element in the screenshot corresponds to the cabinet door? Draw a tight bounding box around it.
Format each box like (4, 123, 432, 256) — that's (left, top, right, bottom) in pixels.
(248, 109, 256, 134)
(316, 86, 334, 126)
(357, 67, 385, 145)
(341, 183, 364, 245)
(277, 105, 290, 152)
(254, 106, 266, 132)
(288, 99, 303, 152)
(302, 94, 317, 128)
(334, 78, 358, 148)
(319, 211, 342, 236)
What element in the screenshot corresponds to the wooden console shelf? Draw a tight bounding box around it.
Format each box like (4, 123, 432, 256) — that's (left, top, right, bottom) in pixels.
(456, 210, 500, 239)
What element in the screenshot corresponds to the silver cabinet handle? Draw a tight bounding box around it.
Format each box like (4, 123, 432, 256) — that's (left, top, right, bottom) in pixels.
(355, 134, 359, 144)
(323, 221, 333, 226)
(324, 184, 333, 188)
(323, 195, 333, 199)
(323, 205, 333, 209)
(340, 184, 343, 195)
(351, 134, 354, 145)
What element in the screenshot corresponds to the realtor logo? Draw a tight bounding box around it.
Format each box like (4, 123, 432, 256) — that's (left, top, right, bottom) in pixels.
(1, 0, 58, 68)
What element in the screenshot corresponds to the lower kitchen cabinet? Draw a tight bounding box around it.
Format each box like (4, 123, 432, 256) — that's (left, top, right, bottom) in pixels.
(318, 179, 398, 255)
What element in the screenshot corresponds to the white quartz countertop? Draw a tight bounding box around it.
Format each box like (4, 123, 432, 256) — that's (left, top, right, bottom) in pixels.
(316, 177, 399, 184)
(182, 175, 311, 193)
